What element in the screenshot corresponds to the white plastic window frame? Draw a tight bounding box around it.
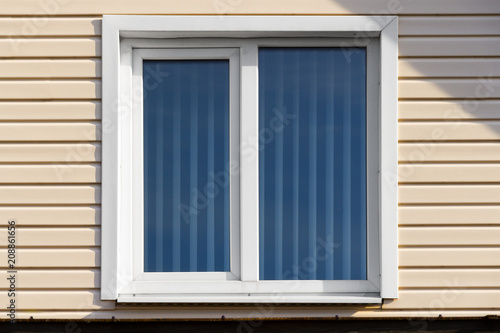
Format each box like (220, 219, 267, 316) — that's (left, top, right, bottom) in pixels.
(101, 15, 398, 304)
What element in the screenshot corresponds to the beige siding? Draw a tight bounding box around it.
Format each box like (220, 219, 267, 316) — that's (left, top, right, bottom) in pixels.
(0, 122, 101, 141)
(399, 79, 500, 99)
(0, 207, 100, 225)
(0, 38, 101, 58)
(398, 101, 500, 120)
(399, 16, 500, 36)
(398, 143, 500, 162)
(398, 122, 500, 141)
(399, 185, 500, 204)
(0, 80, 101, 100)
(1, 0, 498, 15)
(0, 249, 100, 268)
(383, 290, 500, 309)
(399, 59, 500, 78)
(0, 185, 100, 204)
(0, 0, 498, 320)
(399, 227, 500, 245)
(399, 164, 500, 183)
(399, 206, 500, 225)
(1, 309, 500, 320)
(0, 164, 100, 183)
(0, 291, 113, 310)
(399, 248, 500, 267)
(399, 37, 500, 57)
(0, 269, 100, 289)
(0, 18, 101, 37)
(0, 227, 100, 246)
(0, 102, 101, 120)
(0, 143, 100, 163)
(399, 269, 500, 288)
(0, 60, 101, 78)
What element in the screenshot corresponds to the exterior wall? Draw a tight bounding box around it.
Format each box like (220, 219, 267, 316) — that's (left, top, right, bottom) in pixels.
(0, 0, 499, 320)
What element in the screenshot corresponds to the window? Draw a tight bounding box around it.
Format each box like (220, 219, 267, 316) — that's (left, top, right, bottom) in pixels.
(102, 15, 398, 303)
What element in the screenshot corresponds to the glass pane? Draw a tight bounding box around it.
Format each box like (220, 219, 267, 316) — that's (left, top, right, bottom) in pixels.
(144, 60, 230, 272)
(259, 48, 367, 280)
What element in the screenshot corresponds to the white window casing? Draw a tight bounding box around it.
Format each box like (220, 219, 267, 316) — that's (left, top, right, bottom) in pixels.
(101, 15, 398, 303)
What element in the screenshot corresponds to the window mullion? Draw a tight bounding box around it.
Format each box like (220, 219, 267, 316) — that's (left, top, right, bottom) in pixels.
(239, 44, 260, 282)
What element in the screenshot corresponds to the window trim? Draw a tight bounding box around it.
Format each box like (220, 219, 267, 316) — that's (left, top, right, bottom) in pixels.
(101, 15, 398, 303)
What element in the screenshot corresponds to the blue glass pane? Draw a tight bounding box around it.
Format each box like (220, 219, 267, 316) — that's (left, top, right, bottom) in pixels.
(259, 48, 367, 280)
(144, 60, 230, 272)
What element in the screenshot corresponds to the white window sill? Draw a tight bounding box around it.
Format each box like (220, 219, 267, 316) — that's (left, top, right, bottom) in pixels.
(117, 294, 382, 304)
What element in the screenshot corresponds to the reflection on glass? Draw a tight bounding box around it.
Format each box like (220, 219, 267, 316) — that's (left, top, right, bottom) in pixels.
(259, 48, 367, 280)
(143, 60, 230, 272)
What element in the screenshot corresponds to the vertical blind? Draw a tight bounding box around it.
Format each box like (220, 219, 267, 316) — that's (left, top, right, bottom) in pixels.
(259, 48, 367, 280)
(143, 60, 230, 272)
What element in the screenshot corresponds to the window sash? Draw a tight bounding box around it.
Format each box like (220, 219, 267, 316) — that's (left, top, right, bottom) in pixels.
(131, 48, 241, 282)
(258, 47, 368, 281)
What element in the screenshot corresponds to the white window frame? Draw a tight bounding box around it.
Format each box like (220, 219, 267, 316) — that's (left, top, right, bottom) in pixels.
(102, 15, 398, 304)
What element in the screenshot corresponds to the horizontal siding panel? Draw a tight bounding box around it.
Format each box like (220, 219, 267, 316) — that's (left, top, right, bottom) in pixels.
(3, 310, 500, 320)
(398, 143, 500, 162)
(384, 290, 500, 309)
(0, 38, 100, 58)
(0, 206, 100, 225)
(399, 206, 500, 225)
(0, 60, 101, 78)
(0, 143, 100, 162)
(399, 59, 500, 78)
(398, 101, 500, 120)
(399, 185, 500, 204)
(0, 291, 113, 310)
(0, 80, 100, 100)
(0, 185, 100, 204)
(399, 37, 500, 57)
(0, 269, 99, 289)
(0, 0, 498, 15)
(0, 101, 101, 120)
(398, 164, 500, 183)
(399, 248, 500, 267)
(400, 268, 500, 288)
(0, 122, 101, 142)
(0, 227, 100, 246)
(0, 164, 100, 183)
(399, 227, 500, 245)
(0, 249, 99, 267)
(0, 18, 101, 37)
(399, 79, 500, 99)
(398, 121, 500, 141)
(2, 310, 500, 320)
(399, 16, 500, 36)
